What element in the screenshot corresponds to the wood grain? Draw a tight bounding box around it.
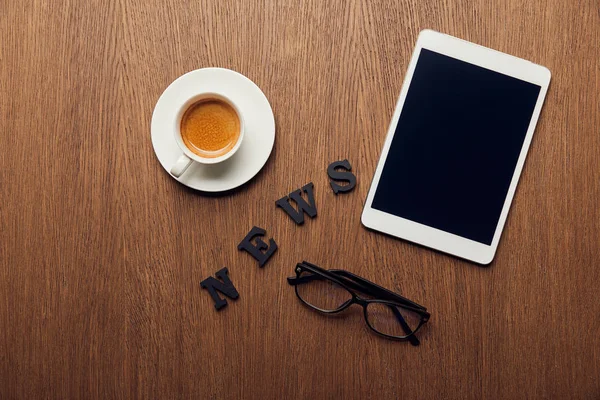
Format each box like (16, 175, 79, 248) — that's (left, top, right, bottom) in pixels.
(1, 0, 599, 399)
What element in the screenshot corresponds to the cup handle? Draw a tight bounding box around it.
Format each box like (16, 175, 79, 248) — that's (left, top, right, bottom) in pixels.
(170, 154, 193, 178)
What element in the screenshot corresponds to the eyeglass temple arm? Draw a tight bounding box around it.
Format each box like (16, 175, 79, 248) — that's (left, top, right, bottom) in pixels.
(287, 269, 377, 290)
(287, 263, 346, 286)
(328, 269, 427, 311)
(390, 305, 420, 346)
(288, 264, 427, 312)
(287, 272, 371, 289)
(287, 274, 317, 285)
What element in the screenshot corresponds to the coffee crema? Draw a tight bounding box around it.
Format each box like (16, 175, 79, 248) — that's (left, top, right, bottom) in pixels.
(180, 99, 240, 158)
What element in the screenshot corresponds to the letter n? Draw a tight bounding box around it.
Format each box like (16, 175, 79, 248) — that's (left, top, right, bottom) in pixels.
(200, 267, 239, 311)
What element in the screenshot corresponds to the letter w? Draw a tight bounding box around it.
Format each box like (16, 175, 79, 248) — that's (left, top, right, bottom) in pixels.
(275, 182, 317, 225)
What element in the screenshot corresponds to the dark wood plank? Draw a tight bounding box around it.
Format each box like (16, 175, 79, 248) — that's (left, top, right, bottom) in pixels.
(1, 0, 599, 398)
(0, 1, 125, 398)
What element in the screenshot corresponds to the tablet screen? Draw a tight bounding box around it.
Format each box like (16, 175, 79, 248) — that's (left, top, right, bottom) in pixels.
(372, 49, 541, 245)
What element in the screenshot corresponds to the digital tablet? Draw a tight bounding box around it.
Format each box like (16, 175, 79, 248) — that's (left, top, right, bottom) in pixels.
(361, 30, 551, 264)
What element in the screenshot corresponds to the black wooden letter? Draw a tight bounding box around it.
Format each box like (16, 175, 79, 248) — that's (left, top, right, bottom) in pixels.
(327, 159, 356, 194)
(200, 267, 239, 311)
(275, 182, 317, 225)
(237, 226, 278, 267)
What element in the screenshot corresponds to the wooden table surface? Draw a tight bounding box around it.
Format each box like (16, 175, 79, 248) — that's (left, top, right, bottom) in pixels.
(1, 0, 599, 399)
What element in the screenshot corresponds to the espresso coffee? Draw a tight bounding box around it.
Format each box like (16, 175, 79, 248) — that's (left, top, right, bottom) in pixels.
(180, 99, 240, 158)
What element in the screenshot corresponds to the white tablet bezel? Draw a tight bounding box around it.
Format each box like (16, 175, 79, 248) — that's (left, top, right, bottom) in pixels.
(361, 29, 551, 265)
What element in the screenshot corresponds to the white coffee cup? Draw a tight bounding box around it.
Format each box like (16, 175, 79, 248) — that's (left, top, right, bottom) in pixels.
(170, 92, 245, 177)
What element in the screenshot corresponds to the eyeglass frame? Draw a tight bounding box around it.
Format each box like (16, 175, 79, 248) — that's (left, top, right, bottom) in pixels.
(287, 261, 430, 345)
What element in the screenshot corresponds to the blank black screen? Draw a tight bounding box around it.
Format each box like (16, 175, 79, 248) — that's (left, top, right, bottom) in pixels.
(372, 49, 541, 245)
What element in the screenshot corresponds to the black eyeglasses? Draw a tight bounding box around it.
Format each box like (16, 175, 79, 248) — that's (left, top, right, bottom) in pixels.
(287, 261, 430, 345)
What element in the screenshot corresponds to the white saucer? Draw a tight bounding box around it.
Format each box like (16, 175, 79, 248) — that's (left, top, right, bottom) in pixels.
(151, 68, 275, 192)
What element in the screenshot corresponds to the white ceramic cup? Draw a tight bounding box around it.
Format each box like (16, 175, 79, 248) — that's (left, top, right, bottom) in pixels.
(170, 93, 245, 177)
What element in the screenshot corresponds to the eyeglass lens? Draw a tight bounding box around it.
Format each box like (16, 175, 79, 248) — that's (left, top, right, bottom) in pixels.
(365, 302, 422, 338)
(295, 270, 352, 312)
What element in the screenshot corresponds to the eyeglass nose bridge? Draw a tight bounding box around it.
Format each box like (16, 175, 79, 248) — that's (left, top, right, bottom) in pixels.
(353, 295, 369, 307)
